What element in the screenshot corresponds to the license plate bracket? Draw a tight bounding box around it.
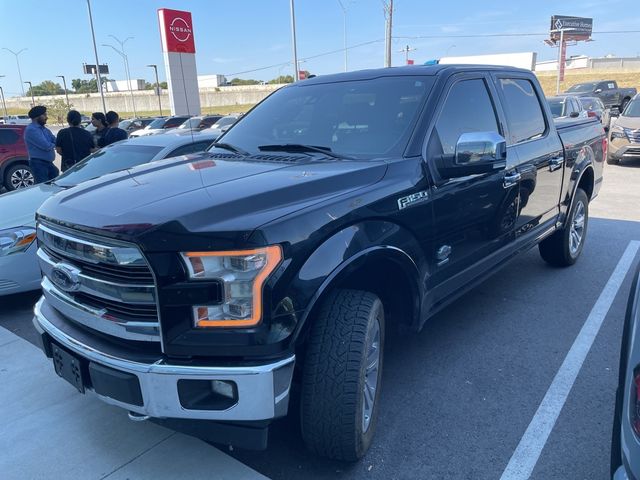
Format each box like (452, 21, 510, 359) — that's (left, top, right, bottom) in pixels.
(52, 343, 85, 393)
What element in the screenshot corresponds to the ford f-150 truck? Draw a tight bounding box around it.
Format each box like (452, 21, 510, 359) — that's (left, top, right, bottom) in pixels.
(566, 80, 637, 113)
(33, 65, 605, 461)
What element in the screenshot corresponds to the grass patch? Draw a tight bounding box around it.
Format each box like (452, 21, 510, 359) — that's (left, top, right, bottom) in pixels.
(535, 70, 640, 96)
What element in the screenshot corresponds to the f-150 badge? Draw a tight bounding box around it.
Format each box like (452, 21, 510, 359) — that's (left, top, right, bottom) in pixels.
(398, 191, 429, 210)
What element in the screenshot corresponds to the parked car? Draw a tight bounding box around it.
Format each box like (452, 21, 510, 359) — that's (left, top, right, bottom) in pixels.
(547, 95, 588, 120)
(578, 96, 611, 130)
(32, 65, 605, 461)
(566, 80, 637, 113)
(611, 262, 640, 480)
(4, 114, 31, 125)
(0, 131, 216, 296)
(165, 115, 226, 135)
(119, 117, 158, 135)
(129, 115, 191, 137)
(608, 94, 640, 165)
(0, 124, 33, 191)
(207, 114, 240, 137)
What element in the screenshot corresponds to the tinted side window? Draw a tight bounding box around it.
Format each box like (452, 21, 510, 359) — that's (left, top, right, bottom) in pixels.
(498, 78, 546, 144)
(165, 118, 188, 128)
(168, 141, 212, 157)
(0, 129, 19, 145)
(432, 78, 499, 155)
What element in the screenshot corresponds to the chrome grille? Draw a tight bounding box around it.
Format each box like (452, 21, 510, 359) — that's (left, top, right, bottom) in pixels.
(37, 222, 160, 342)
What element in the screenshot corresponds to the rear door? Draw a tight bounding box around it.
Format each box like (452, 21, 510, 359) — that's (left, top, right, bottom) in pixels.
(0, 128, 18, 159)
(426, 73, 519, 299)
(492, 74, 564, 236)
(598, 82, 617, 108)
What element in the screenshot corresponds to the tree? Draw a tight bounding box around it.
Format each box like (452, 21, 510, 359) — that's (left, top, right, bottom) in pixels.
(268, 75, 294, 84)
(45, 98, 73, 125)
(71, 78, 98, 93)
(230, 77, 261, 86)
(26, 80, 64, 96)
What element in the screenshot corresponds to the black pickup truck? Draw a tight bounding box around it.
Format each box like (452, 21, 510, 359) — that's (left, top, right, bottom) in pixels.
(566, 80, 637, 112)
(33, 65, 605, 461)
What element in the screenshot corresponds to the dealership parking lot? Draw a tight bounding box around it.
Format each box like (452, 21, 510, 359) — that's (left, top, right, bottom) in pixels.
(1, 159, 639, 479)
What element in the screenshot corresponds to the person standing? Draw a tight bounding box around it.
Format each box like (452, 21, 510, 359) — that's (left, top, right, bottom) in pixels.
(90, 112, 108, 149)
(98, 111, 128, 147)
(55, 110, 95, 171)
(24, 105, 58, 183)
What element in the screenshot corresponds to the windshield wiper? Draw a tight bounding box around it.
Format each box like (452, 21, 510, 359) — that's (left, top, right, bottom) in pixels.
(258, 144, 348, 159)
(209, 142, 250, 156)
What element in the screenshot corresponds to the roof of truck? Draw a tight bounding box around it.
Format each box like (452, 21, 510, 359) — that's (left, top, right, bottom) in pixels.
(296, 64, 532, 86)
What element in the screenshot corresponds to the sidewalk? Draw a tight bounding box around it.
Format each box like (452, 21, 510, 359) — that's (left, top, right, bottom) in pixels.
(0, 326, 267, 480)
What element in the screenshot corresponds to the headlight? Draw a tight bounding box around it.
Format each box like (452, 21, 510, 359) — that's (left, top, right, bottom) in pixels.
(610, 126, 627, 140)
(0, 227, 37, 257)
(180, 246, 282, 328)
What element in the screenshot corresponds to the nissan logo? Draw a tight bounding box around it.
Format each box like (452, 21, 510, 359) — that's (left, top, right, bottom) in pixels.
(51, 263, 81, 292)
(169, 17, 192, 42)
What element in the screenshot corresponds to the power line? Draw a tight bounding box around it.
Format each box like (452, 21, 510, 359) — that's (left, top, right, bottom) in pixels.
(225, 29, 640, 78)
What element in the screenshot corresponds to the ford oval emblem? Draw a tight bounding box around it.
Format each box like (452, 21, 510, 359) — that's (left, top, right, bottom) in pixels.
(51, 263, 81, 292)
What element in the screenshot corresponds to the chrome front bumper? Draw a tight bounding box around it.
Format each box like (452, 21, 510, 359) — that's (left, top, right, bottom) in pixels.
(33, 297, 295, 422)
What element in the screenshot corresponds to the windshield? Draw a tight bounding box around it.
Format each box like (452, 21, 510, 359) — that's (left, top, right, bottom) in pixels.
(213, 116, 237, 129)
(547, 98, 565, 118)
(566, 83, 597, 93)
(179, 117, 201, 129)
(148, 118, 166, 129)
(220, 76, 435, 158)
(54, 144, 164, 187)
(119, 120, 132, 129)
(622, 98, 640, 117)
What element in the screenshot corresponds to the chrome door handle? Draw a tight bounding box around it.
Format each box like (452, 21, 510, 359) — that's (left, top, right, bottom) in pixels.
(549, 156, 565, 172)
(503, 171, 521, 189)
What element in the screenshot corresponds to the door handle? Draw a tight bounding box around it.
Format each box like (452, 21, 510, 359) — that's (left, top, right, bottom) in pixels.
(549, 156, 565, 172)
(503, 171, 521, 189)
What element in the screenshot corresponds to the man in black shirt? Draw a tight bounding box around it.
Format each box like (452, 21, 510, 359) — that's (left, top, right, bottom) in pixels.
(98, 111, 128, 147)
(55, 110, 95, 171)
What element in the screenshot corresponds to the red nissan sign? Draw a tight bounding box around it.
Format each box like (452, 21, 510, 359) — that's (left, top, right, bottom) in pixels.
(158, 9, 196, 54)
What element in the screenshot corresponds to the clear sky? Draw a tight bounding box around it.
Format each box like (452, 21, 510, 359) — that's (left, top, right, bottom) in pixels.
(0, 0, 638, 97)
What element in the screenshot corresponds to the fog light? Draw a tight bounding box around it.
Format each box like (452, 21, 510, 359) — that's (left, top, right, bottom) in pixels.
(211, 379, 235, 399)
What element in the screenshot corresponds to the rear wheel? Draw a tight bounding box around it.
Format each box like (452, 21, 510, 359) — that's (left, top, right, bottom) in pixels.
(4, 163, 35, 191)
(539, 188, 589, 267)
(301, 289, 385, 461)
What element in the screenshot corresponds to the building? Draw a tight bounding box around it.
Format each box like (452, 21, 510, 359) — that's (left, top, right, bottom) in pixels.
(535, 55, 640, 71)
(197, 75, 228, 88)
(105, 79, 146, 92)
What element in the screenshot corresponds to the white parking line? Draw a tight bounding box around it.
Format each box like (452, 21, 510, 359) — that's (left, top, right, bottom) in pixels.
(500, 240, 640, 480)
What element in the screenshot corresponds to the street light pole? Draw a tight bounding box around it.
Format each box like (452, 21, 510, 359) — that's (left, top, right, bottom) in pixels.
(0, 76, 8, 119)
(56, 75, 70, 110)
(337, 0, 348, 72)
(289, 0, 299, 82)
(2, 48, 27, 96)
(24, 81, 35, 106)
(108, 35, 137, 117)
(86, 0, 107, 113)
(383, 0, 394, 67)
(103, 42, 137, 117)
(146, 64, 162, 116)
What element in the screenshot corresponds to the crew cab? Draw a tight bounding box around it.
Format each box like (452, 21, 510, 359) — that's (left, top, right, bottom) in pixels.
(33, 65, 605, 461)
(566, 80, 637, 113)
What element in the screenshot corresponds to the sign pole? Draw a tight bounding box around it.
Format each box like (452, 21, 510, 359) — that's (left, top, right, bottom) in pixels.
(556, 28, 564, 95)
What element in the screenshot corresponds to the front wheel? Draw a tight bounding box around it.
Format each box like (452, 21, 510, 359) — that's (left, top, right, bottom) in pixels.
(539, 188, 589, 267)
(4, 163, 35, 191)
(301, 289, 385, 461)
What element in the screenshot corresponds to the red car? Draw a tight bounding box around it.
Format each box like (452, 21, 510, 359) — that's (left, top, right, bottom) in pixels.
(0, 125, 34, 191)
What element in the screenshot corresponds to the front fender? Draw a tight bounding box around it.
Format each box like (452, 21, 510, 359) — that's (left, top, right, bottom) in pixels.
(280, 220, 427, 343)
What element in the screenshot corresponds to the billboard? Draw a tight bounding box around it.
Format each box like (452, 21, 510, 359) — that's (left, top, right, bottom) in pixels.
(158, 8, 196, 54)
(550, 16, 593, 41)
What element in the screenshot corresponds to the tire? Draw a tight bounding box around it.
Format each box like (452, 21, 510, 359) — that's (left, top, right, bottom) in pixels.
(301, 289, 385, 461)
(4, 163, 35, 191)
(539, 188, 589, 267)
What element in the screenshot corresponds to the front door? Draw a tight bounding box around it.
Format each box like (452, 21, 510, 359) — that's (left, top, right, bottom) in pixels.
(493, 75, 565, 236)
(425, 74, 519, 303)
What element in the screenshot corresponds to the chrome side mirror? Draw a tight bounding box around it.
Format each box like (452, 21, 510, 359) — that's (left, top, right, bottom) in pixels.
(455, 132, 507, 167)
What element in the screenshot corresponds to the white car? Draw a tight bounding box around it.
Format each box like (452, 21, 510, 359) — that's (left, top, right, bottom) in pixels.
(129, 116, 190, 137)
(5, 115, 31, 125)
(0, 131, 217, 296)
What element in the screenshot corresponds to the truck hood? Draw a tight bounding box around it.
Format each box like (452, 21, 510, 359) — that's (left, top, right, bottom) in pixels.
(0, 183, 62, 230)
(37, 153, 387, 246)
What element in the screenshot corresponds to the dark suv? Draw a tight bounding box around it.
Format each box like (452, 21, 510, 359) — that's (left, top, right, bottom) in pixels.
(0, 125, 33, 191)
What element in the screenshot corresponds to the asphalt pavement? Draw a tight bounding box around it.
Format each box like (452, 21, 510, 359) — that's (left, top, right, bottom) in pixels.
(1, 158, 639, 479)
